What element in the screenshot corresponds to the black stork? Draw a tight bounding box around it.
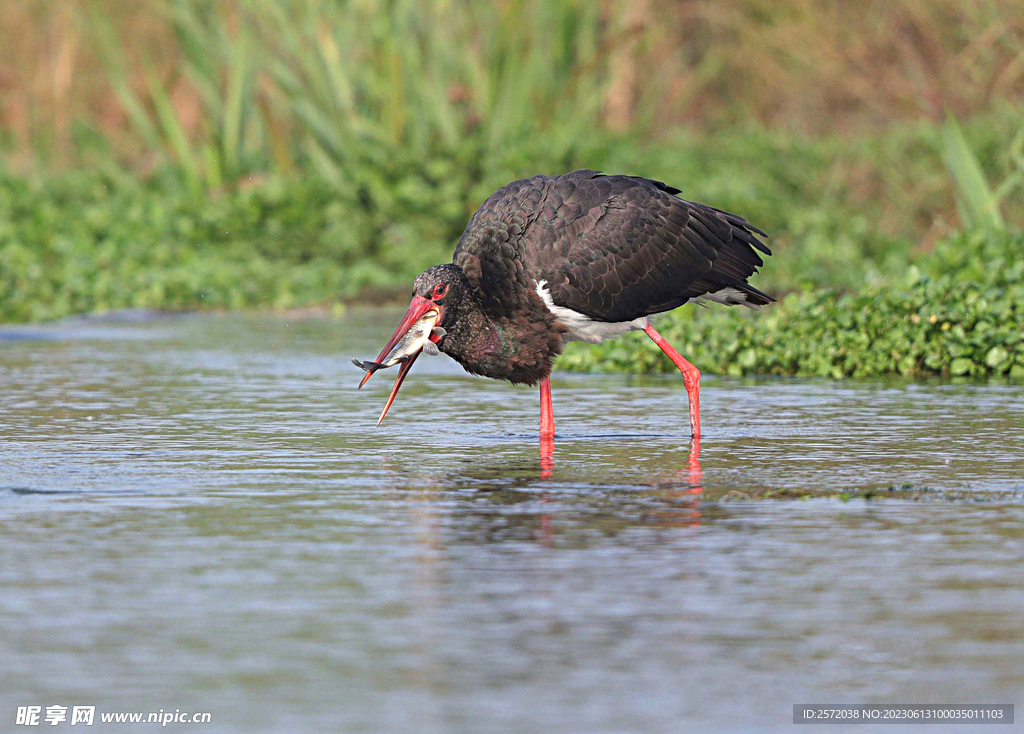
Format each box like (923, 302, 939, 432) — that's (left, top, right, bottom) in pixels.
(357, 169, 772, 442)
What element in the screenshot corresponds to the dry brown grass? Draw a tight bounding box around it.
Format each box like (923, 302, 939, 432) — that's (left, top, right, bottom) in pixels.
(644, 0, 1024, 130)
(1, 0, 1022, 168)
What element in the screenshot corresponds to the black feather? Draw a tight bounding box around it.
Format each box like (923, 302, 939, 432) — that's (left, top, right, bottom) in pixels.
(453, 169, 774, 324)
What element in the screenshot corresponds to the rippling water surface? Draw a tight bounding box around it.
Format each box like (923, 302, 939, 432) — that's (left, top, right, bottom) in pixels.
(2, 312, 1023, 733)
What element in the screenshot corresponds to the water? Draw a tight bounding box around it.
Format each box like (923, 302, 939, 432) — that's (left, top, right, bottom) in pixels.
(1, 312, 1023, 733)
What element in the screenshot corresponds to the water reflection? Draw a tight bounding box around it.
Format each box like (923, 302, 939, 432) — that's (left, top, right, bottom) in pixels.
(539, 433, 700, 489)
(539, 433, 555, 544)
(667, 437, 703, 527)
(535, 432, 703, 538)
(687, 436, 702, 489)
(539, 433, 555, 480)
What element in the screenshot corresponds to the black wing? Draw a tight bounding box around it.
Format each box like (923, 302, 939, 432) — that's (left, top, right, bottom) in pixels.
(452, 174, 551, 318)
(524, 170, 773, 322)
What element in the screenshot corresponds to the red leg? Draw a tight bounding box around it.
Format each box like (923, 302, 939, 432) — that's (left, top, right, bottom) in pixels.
(539, 376, 555, 439)
(644, 323, 701, 438)
(539, 377, 555, 479)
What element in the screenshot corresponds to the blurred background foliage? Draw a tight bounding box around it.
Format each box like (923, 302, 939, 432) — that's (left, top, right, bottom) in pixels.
(1, 0, 1023, 375)
(5, 0, 1024, 167)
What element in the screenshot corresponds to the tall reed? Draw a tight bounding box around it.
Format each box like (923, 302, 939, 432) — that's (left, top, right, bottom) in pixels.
(3, 0, 1023, 178)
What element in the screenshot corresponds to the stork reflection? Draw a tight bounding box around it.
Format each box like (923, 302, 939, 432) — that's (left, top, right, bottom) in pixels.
(685, 436, 703, 489)
(539, 433, 555, 480)
(539, 434, 701, 487)
(538, 433, 702, 531)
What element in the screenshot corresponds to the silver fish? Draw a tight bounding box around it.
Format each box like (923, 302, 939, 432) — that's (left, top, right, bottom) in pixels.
(351, 313, 442, 375)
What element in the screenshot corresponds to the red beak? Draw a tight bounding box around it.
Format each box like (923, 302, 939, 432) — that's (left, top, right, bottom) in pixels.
(361, 295, 443, 426)
(376, 351, 421, 427)
(358, 295, 436, 390)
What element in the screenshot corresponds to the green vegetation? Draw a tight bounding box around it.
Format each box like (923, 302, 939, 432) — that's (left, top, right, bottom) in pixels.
(2, 111, 1023, 384)
(1, 0, 1023, 379)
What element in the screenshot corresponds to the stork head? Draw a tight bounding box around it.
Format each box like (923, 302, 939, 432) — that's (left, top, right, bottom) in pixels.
(409, 263, 469, 336)
(358, 264, 470, 425)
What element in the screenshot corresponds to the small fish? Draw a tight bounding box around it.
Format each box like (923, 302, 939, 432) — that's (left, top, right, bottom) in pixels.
(351, 315, 444, 376)
(351, 357, 391, 373)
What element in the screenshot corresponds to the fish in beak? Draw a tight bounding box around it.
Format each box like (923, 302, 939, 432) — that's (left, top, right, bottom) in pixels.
(352, 295, 445, 426)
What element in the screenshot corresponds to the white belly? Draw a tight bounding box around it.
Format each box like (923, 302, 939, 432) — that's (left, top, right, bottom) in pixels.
(536, 281, 649, 344)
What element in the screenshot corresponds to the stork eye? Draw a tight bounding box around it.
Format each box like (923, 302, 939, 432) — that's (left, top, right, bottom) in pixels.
(432, 283, 448, 300)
